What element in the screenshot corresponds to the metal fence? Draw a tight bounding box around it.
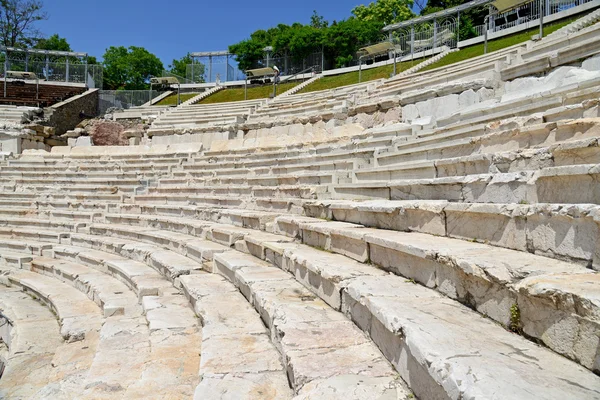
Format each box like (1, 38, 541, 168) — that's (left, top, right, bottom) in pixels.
(475, 0, 593, 39)
(98, 90, 160, 115)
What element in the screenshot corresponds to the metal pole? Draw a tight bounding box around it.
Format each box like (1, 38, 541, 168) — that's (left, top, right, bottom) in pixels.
(66, 58, 70, 82)
(484, 16, 490, 54)
(321, 45, 324, 72)
(245, 77, 247, 100)
(433, 20, 438, 55)
(149, 82, 153, 106)
(25, 50, 29, 72)
(457, 11, 461, 44)
(191, 61, 195, 83)
(209, 56, 212, 83)
(393, 49, 397, 76)
(539, 0, 544, 39)
(178, 83, 181, 105)
(4, 58, 7, 98)
(36, 75, 39, 103)
(358, 57, 362, 83)
(45, 53, 49, 81)
(411, 25, 415, 62)
(84, 55, 88, 87)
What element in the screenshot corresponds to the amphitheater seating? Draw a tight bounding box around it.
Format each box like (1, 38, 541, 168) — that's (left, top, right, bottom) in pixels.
(2, 11, 600, 399)
(0, 82, 86, 108)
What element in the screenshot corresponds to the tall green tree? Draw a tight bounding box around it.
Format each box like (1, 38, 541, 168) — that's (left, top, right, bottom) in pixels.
(169, 53, 205, 83)
(310, 10, 328, 29)
(325, 18, 385, 67)
(34, 34, 71, 51)
(102, 46, 163, 90)
(352, 0, 415, 25)
(0, 0, 47, 48)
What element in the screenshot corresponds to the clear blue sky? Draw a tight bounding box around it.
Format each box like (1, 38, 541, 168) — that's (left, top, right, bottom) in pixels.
(37, 0, 374, 67)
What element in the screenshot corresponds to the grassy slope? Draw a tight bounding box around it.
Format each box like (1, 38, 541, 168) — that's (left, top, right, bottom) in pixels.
(421, 16, 581, 72)
(197, 82, 298, 104)
(298, 60, 426, 94)
(154, 92, 199, 106)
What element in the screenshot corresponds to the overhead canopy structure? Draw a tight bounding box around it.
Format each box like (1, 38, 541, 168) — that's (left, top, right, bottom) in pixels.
(358, 42, 400, 58)
(383, 0, 493, 31)
(245, 67, 275, 78)
(5, 71, 37, 80)
(150, 76, 179, 85)
(0, 46, 87, 58)
(190, 50, 230, 57)
(491, 0, 531, 13)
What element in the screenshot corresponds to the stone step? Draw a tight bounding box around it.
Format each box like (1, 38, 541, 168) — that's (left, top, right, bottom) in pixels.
(90, 208, 600, 373)
(28, 205, 598, 373)
(330, 165, 600, 205)
(84, 225, 205, 282)
(0, 265, 104, 342)
(0, 288, 64, 398)
(180, 273, 294, 399)
(183, 148, 374, 172)
(136, 185, 324, 202)
(266, 216, 600, 370)
(0, 216, 86, 231)
(212, 251, 411, 398)
(0, 191, 124, 203)
(376, 119, 600, 167)
(359, 137, 600, 183)
(303, 199, 600, 267)
(161, 170, 352, 187)
(49, 243, 173, 300)
(237, 234, 600, 394)
(31, 257, 142, 317)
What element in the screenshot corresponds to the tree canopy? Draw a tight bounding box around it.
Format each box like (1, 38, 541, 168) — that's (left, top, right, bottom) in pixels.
(102, 46, 163, 90)
(0, 0, 47, 48)
(228, 4, 411, 72)
(352, 0, 415, 25)
(34, 34, 71, 52)
(169, 53, 205, 83)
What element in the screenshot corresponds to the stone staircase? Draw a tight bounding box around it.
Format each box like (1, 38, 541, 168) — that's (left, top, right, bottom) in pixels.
(2, 18, 600, 399)
(545, 6, 600, 41)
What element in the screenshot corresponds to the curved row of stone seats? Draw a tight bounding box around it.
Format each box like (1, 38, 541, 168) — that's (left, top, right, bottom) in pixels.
(64, 229, 409, 398)
(12, 207, 600, 397)
(96, 210, 600, 370)
(180, 273, 294, 399)
(0, 253, 202, 398)
(149, 99, 266, 133)
(7, 206, 599, 375)
(0, 288, 93, 399)
(10, 216, 409, 398)
(0, 265, 103, 343)
(0, 233, 206, 396)
(502, 21, 600, 80)
(248, 81, 376, 122)
(367, 43, 524, 101)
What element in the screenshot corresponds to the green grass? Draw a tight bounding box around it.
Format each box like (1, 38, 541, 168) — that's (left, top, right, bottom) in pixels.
(421, 15, 582, 72)
(298, 60, 426, 94)
(154, 92, 200, 106)
(198, 82, 298, 104)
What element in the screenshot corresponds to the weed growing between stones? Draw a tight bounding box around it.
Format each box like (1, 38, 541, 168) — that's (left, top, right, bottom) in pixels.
(509, 303, 522, 333)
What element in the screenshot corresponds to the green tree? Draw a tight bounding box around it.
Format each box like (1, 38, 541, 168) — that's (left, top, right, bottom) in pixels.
(169, 53, 205, 83)
(102, 46, 163, 90)
(310, 10, 328, 29)
(325, 18, 384, 68)
(0, 0, 47, 47)
(34, 34, 71, 51)
(352, 0, 415, 25)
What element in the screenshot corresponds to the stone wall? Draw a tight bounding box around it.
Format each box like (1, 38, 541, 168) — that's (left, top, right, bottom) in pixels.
(45, 89, 99, 135)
